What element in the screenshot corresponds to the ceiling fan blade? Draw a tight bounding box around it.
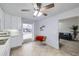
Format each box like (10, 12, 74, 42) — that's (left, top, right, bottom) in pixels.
(40, 3, 54, 13)
(44, 3, 54, 9)
(43, 13, 47, 16)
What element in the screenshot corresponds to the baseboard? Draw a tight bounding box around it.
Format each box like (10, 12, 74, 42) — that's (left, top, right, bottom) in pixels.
(22, 39, 34, 44)
(11, 45, 22, 50)
(46, 42, 59, 49)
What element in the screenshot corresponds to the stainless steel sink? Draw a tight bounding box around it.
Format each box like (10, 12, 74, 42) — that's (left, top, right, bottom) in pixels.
(0, 39, 8, 45)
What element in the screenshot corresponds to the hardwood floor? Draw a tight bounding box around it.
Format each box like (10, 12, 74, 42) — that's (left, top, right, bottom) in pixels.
(10, 41, 71, 56)
(10, 40, 79, 56)
(60, 39, 79, 56)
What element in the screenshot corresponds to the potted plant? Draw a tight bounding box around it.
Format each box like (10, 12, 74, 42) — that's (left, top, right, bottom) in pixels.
(70, 25, 79, 40)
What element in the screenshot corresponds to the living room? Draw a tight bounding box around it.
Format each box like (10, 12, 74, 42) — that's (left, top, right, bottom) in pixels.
(0, 3, 79, 56)
(59, 16, 79, 55)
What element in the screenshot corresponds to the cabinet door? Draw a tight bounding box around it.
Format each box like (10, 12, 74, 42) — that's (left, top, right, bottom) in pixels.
(10, 16, 22, 48)
(17, 17, 22, 30)
(11, 16, 17, 29)
(0, 17, 4, 30)
(4, 14, 11, 29)
(0, 8, 4, 30)
(4, 39, 10, 56)
(11, 16, 21, 29)
(10, 36, 22, 48)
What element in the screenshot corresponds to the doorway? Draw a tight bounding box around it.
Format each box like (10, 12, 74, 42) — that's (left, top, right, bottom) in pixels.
(58, 16, 79, 56)
(23, 23, 33, 43)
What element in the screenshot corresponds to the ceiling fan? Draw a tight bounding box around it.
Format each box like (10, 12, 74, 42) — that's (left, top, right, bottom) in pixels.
(33, 3, 54, 17)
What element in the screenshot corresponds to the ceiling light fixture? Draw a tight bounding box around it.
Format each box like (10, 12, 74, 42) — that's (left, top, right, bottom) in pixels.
(21, 9, 30, 12)
(37, 12, 43, 17)
(33, 11, 43, 17)
(33, 10, 38, 16)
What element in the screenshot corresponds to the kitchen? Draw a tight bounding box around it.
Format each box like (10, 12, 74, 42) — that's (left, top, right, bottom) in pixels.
(0, 7, 23, 56)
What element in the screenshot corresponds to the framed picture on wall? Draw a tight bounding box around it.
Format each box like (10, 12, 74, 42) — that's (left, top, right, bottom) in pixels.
(40, 25, 45, 31)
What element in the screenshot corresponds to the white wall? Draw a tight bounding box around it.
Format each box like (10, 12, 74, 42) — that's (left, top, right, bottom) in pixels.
(59, 17, 79, 33)
(54, 8, 79, 20)
(36, 18, 59, 49)
(35, 7, 79, 49)
(22, 18, 34, 24)
(34, 20, 39, 37)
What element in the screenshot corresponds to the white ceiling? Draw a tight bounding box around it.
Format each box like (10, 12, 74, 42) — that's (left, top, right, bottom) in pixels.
(0, 3, 79, 20)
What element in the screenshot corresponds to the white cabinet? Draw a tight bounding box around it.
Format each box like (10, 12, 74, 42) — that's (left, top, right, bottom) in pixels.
(4, 14, 21, 30)
(10, 16, 22, 48)
(4, 14, 11, 29)
(11, 16, 18, 29)
(0, 39, 10, 56)
(0, 10, 22, 48)
(0, 8, 23, 54)
(11, 16, 21, 29)
(0, 8, 4, 30)
(10, 35, 22, 48)
(3, 39, 10, 56)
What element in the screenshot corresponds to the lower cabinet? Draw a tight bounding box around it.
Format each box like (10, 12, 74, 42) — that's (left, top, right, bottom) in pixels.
(4, 39, 10, 56)
(0, 36, 22, 56)
(0, 39, 10, 56)
(10, 35, 23, 48)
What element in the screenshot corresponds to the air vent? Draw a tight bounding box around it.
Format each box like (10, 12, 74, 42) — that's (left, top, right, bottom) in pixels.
(21, 9, 30, 12)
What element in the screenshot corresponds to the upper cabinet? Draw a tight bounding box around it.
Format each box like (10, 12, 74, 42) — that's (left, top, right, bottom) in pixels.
(0, 8, 4, 20)
(0, 8, 4, 30)
(11, 16, 21, 30)
(4, 14, 21, 30)
(0, 8, 22, 30)
(4, 14, 11, 29)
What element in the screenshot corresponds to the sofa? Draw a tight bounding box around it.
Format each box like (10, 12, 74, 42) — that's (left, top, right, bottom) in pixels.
(59, 32, 72, 40)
